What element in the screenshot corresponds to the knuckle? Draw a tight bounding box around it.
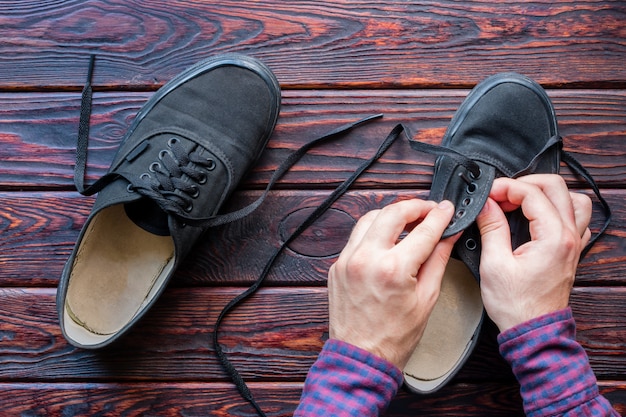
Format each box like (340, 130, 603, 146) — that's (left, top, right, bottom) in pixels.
(338, 253, 400, 285)
(560, 231, 579, 253)
(350, 256, 370, 275)
(573, 192, 592, 212)
(359, 209, 380, 223)
(547, 174, 567, 188)
(339, 252, 371, 279)
(375, 256, 400, 279)
(415, 222, 439, 242)
(582, 194, 592, 212)
(417, 221, 435, 237)
(380, 203, 403, 218)
(525, 181, 543, 196)
(422, 284, 441, 307)
(478, 213, 504, 235)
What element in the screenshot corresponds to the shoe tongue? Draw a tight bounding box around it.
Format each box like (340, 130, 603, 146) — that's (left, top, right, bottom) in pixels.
(124, 198, 170, 236)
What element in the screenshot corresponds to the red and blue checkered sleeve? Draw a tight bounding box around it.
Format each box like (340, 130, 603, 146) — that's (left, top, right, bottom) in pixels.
(499, 307, 621, 417)
(294, 339, 403, 416)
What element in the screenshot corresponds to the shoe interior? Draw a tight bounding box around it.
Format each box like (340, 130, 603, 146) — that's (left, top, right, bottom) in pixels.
(64, 204, 175, 346)
(403, 257, 483, 394)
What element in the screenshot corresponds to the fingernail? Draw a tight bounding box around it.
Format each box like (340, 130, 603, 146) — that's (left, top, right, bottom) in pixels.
(438, 200, 454, 210)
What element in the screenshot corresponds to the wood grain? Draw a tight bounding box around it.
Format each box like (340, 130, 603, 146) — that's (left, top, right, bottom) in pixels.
(0, 189, 622, 287)
(0, 1, 624, 89)
(1, 0, 624, 413)
(0, 287, 624, 382)
(0, 382, 625, 417)
(0, 90, 625, 190)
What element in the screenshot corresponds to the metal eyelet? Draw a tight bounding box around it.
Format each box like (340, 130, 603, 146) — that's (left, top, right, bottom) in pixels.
(127, 184, 135, 193)
(465, 238, 478, 251)
(206, 159, 216, 171)
(198, 173, 208, 184)
(466, 183, 477, 194)
(190, 185, 200, 198)
(140, 173, 151, 181)
(149, 162, 161, 172)
(168, 137, 179, 147)
(455, 209, 466, 219)
(462, 197, 473, 206)
(470, 168, 482, 180)
(159, 149, 173, 160)
(184, 202, 193, 213)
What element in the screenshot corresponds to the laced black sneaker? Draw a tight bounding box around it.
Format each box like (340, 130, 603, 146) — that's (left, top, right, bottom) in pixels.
(403, 73, 611, 393)
(58, 54, 281, 348)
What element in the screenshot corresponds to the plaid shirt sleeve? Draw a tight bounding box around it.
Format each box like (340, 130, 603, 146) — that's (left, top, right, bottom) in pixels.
(499, 307, 621, 417)
(294, 339, 403, 416)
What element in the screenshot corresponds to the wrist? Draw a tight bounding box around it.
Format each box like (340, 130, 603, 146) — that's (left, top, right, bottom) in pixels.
(487, 298, 571, 332)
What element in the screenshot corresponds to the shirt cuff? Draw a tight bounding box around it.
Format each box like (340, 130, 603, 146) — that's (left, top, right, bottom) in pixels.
(498, 308, 573, 345)
(498, 307, 601, 417)
(322, 339, 404, 387)
(295, 339, 403, 416)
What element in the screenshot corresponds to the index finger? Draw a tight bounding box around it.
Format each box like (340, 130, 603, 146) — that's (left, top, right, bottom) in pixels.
(516, 174, 578, 235)
(489, 178, 563, 243)
(362, 199, 439, 249)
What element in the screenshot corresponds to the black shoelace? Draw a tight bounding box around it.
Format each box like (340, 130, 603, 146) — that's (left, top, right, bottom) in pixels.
(76, 56, 611, 416)
(128, 137, 217, 214)
(76, 56, 405, 416)
(212, 125, 611, 416)
(212, 123, 406, 416)
(75, 57, 393, 230)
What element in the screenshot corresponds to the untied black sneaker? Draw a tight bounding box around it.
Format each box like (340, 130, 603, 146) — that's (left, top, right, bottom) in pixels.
(402, 73, 610, 393)
(57, 54, 281, 348)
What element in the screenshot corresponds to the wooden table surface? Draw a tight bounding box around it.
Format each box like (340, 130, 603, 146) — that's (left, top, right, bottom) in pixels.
(1, 1, 625, 416)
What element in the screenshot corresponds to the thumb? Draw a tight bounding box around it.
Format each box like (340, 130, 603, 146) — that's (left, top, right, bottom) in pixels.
(417, 233, 460, 301)
(476, 198, 513, 256)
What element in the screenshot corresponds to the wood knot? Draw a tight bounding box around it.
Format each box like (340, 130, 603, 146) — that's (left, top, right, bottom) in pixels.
(279, 207, 356, 258)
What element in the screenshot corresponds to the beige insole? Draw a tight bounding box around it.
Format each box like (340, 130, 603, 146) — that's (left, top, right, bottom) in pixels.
(65, 204, 175, 337)
(404, 257, 483, 387)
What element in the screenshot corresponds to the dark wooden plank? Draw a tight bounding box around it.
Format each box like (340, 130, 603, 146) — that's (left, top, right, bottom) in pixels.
(1, 1, 624, 89)
(1, 90, 625, 190)
(0, 382, 626, 417)
(0, 192, 91, 287)
(0, 381, 624, 417)
(0, 287, 624, 382)
(390, 382, 626, 416)
(1, 189, 623, 287)
(2, 1, 623, 415)
(1, 381, 623, 417)
(570, 288, 626, 378)
(0, 382, 302, 417)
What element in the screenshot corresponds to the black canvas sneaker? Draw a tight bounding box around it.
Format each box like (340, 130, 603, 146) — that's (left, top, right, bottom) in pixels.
(403, 73, 610, 393)
(58, 54, 281, 348)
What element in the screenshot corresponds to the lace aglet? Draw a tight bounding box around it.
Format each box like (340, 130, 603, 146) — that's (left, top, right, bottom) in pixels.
(85, 54, 96, 87)
(75, 54, 97, 195)
(354, 113, 383, 127)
